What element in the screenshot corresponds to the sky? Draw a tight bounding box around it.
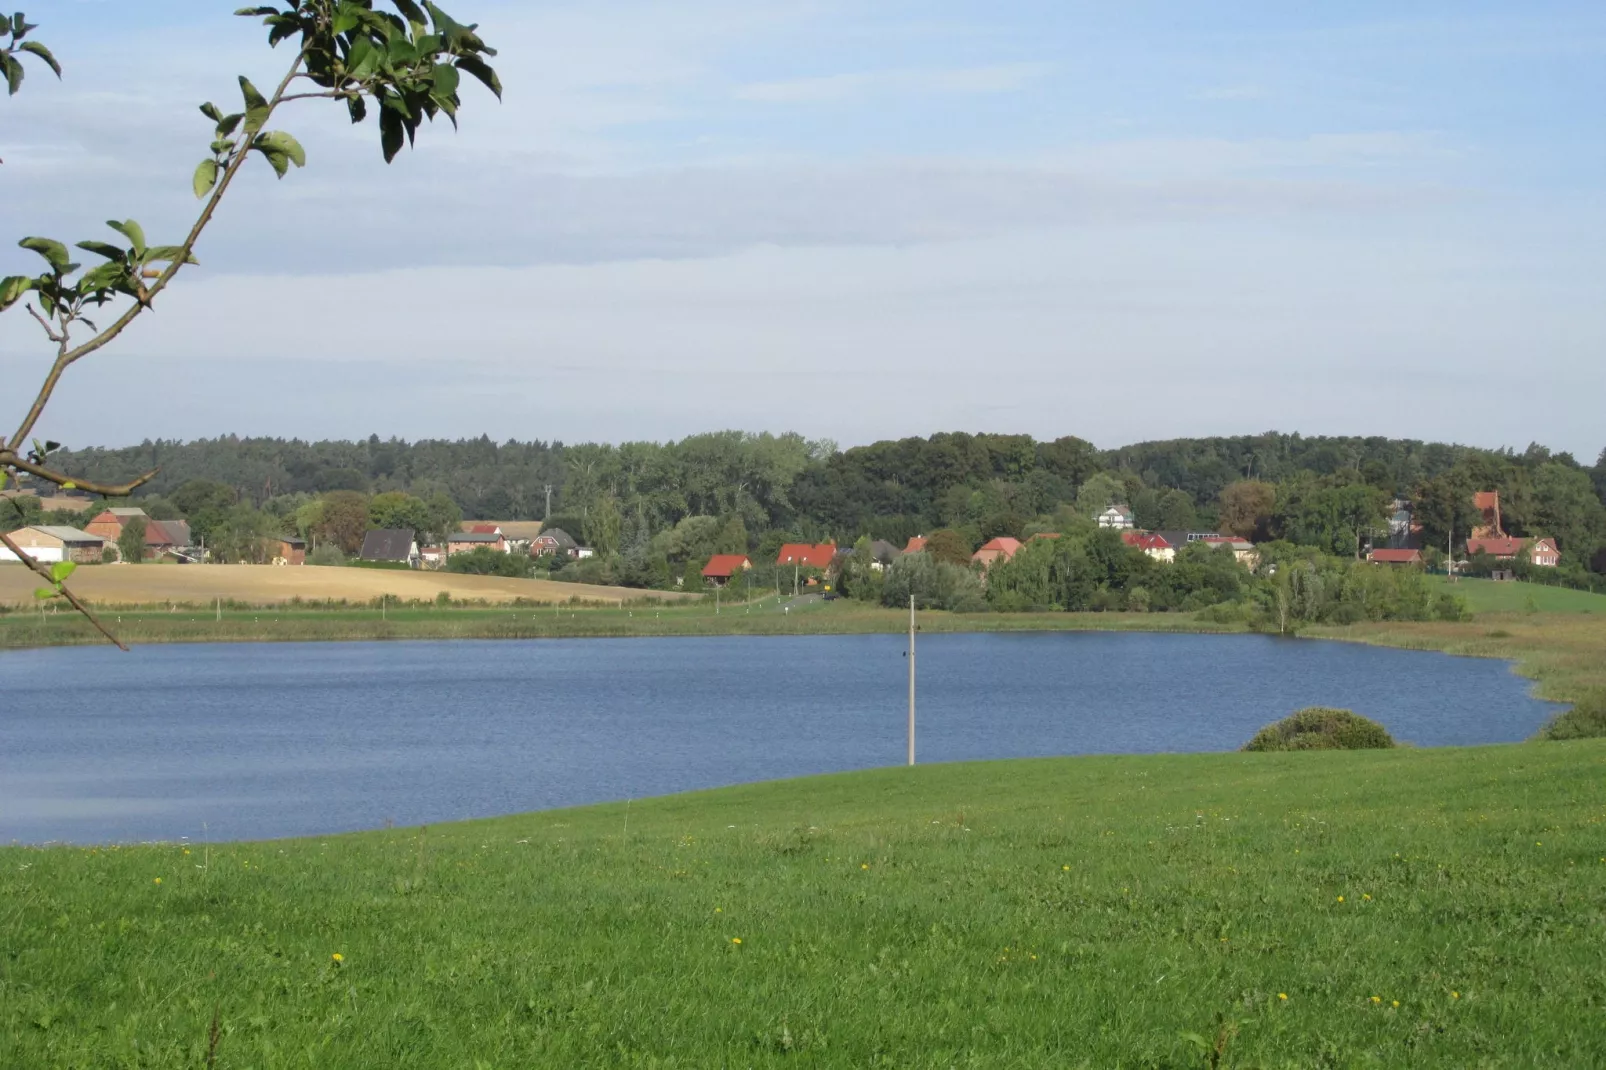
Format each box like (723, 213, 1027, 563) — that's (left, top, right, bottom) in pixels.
(1, 1, 1603, 458)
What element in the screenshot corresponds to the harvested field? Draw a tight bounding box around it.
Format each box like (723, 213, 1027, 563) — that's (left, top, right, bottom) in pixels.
(0, 563, 682, 607)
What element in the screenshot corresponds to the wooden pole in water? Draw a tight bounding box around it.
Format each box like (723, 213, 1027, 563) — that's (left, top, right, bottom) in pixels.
(905, 591, 918, 767)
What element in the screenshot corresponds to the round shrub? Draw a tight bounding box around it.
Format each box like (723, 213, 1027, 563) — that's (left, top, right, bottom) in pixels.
(1242, 707, 1395, 752)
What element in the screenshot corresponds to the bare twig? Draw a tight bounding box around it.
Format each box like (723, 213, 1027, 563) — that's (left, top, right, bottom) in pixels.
(24, 303, 64, 344)
(0, 450, 158, 495)
(0, 530, 127, 650)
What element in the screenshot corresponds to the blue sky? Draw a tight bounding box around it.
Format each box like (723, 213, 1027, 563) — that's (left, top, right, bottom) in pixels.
(2, 1, 1603, 457)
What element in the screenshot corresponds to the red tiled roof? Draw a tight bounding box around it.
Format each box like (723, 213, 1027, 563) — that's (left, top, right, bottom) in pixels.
(468, 523, 501, 535)
(702, 554, 751, 579)
(903, 536, 927, 553)
(776, 543, 836, 569)
(972, 537, 1022, 564)
(1466, 536, 1524, 557)
(1368, 549, 1422, 564)
(1123, 531, 1172, 551)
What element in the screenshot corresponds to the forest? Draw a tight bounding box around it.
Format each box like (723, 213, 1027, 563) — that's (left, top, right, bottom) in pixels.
(8, 430, 1606, 614)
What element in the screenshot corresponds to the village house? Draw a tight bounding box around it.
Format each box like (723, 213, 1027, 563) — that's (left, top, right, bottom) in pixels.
(1367, 548, 1424, 566)
(272, 536, 306, 566)
(359, 529, 421, 568)
(1465, 536, 1559, 568)
(532, 527, 579, 558)
(902, 535, 928, 554)
(1197, 535, 1259, 567)
(85, 507, 149, 543)
(776, 543, 836, 570)
(868, 540, 900, 571)
(477, 520, 544, 554)
(447, 529, 508, 555)
(701, 554, 752, 587)
(1096, 505, 1134, 530)
(419, 544, 446, 569)
(1121, 530, 1175, 563)
(0, 525, 107, 564)
(971, 536, 1022, 568)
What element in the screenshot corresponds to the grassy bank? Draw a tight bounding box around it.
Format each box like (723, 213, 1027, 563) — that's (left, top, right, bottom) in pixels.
(4, 744, 1604, 1067)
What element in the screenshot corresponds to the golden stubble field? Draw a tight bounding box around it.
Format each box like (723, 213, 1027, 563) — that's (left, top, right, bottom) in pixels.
(0, 564, 685, 606)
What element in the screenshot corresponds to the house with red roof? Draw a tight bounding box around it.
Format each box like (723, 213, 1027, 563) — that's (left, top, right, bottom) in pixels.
(701, 554, 751, 587)
(1466, 536, 1559, 567)
(1121, 530, 1175, 563)
(971, 536, 1022, 568)
(903, 535, 928, 554)
(776, 543, 836, 569)
(1367, 548, 1423, 566)
(1197, 535, 1259, 567)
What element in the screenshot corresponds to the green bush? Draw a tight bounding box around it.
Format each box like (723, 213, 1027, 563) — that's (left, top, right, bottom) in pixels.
(1243, 707, 1396, 752)
(1534, 689, 1606, 741)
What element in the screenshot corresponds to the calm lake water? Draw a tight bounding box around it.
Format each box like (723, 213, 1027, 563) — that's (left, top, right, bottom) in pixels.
(0, 633, 1562, 844)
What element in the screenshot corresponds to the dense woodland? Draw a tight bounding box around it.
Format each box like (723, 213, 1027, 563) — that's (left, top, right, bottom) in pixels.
(9, 431, 1606, 616)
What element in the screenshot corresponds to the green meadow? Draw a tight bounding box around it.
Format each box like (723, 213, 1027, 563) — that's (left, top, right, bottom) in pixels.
(4, 743, 1605, 1068)
(1424, 575, 1606, 615)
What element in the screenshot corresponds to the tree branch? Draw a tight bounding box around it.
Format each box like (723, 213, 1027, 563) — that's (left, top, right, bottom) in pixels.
(0, 530, 127, 651)
(25, 303, 64, 344)
(7, 45, 310, 453)
(0, 450, 158, 495)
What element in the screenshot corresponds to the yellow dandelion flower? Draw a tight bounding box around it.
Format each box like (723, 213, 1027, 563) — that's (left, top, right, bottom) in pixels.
(1391, 1000, 1400, 1008)
(730, 937, 742, 945)
(1451, 991, 1460, 999)
(331, 953, 344, 963)
(153, 877, 162, 885)
(714, 907, 722, 913)
(860, 863, 869, 870)
(1362, 893, 1371, 901)
(1370, 996, 1381, 1004)
(1062, 865, 1070, 871)
(1278, 993, 1288, 1001)
(1336, 895, 1344, 903)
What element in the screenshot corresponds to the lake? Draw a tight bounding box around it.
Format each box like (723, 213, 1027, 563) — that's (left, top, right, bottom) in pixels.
(0, 633, 1562, 844)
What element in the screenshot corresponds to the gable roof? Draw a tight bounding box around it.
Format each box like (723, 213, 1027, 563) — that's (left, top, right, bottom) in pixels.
(535, 527, 576, 548)
(448, 531, 504, 544)
(903, 536, 928, 554)
(868, 539, 900, 564)
(972, 537, 1023, 564)
(108, 507, 148, 518)
(776, 543, 836, 569)
(464, 523, 502, 535)
(360, 529, 417, 561)
(1466, 536, 1524, 557)
(1123, 531, 1172, 551)
(1368, 548, 1422, 564)
(21, 525, 104, 544)
(702, 554, 752, 579)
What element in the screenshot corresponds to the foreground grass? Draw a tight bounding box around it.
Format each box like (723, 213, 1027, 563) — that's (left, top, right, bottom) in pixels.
(4, 745, 1605, 1067)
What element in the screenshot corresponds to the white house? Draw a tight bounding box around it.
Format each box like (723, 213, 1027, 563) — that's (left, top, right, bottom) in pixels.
(1096, 505, 1134, 530)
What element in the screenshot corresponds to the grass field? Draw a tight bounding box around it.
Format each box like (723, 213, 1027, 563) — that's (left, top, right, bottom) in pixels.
(3, 743, 1604, 1067)
(0, 563, 690, 608)
(1425, 575, 1606, 615)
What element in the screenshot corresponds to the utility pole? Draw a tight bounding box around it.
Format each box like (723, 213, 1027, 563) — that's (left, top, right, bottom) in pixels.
(907, 594, 916, 766)
(793, 561, 799, 598)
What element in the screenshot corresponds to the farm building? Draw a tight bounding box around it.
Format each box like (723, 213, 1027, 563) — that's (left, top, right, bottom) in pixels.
(701, 554, 752, 587)
(448, 530, 508, 555)
(1367, 548, 1424, 566)
(273, 537, 306, 566)
(360, 529, 421, 567)
(0, 525, 107, 564)
(972, 537, 1023, 568)
(1466, 536, 1559, 567)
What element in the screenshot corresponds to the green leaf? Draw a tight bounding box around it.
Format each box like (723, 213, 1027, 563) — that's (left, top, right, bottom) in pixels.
(75, 240, 126, 262)
(386, 36, 418, 65)
(0, 274, 31, 311)
(18, 40, 59, 78)
(2, 52, 22, 97)
(378, 104, 404, 162)
(253, 130, 305, 168)
(18, 237, 70, 273)
(430, 64, 459, 98)
(331, 3, 362, 35)
(216, 113, 244, 138)
(50, 560, 77, 584)
(146, 246, 198, 265)
(235, 6, 280, 16)
(238, 75, 270, 133)
(34, 587, 59, 601)
(390, 0, 428, 29)
(106, 220, 147, 256)
(200, 101, 224, 122)
(252, 145, 290, 178)
(78, 261, 125, 292)
(193, 158, 219, 199)
(346, 94, 367, 124)
(454, 55, 501, 100)
(346, 35, 379, 79)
